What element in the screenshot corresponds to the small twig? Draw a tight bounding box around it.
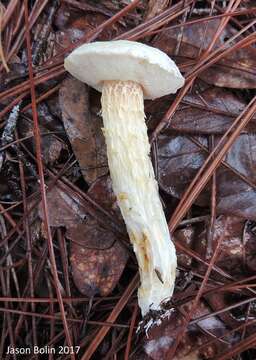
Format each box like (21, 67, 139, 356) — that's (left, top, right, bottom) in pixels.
(206, 135, 216, 259)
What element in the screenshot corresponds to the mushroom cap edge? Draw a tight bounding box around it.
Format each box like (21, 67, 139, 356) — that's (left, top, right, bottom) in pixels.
(64, 40, 184, 100)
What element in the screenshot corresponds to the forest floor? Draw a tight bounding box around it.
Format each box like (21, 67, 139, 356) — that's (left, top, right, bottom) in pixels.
(0, 0, 256, 359)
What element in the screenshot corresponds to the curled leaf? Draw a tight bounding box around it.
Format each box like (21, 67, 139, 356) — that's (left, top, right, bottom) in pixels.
(59, 76, 108, 185)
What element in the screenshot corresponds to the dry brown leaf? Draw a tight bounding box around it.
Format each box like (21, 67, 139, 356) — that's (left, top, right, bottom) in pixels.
(143, 301, 234, 360)
(54, 3, 124, 52)
(174, 226, 195, 268)
(153, 19, 256, 88)
(196, 215, 256, 275)
(147, 86, 256, 134)
(244, 220, 256, 272)
(0, 63, 26, 94)
(38, 185, 85, 228)
(68, 220, 128, 297)
(158, 133, 256, 220)
(18, 116, 66, 165)
(145, 0, 170, 20)
(39, 176, 128, 297)
(68, 176, 128, 297)
(59, 76, 108, 185)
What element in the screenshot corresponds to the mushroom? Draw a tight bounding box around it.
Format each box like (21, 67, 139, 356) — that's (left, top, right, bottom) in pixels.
(64, 40, 184, 316)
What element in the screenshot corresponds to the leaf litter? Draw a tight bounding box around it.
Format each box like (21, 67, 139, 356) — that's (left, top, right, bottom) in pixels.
(59, 76, 108, 185)
(153, 18, 256, 88)
(38, 176, 128, 297)
(157, 132, 256, 220)
(1, 1, 256, 359)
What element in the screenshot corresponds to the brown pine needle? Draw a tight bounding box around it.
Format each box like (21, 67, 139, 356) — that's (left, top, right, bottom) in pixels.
(0, 5, 9, 73)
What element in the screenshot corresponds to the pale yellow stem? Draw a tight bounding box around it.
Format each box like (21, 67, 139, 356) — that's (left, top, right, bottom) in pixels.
(101, 80, 177, 315)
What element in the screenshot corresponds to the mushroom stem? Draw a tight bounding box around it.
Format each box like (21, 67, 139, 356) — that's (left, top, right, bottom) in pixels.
(101, 80, 177, 316)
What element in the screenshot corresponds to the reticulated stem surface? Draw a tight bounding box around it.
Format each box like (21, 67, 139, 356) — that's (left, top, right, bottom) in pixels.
(101, 80, 177, 315)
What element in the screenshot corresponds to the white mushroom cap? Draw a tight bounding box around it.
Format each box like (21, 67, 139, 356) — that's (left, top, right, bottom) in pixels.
(64, 40, 184, 99)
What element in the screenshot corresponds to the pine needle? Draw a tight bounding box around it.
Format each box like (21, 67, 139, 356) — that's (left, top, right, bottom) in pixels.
(0, 4, 10, 73)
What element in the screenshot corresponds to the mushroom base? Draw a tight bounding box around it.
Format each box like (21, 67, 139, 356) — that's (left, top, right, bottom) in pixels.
(101, 80, 177, 316)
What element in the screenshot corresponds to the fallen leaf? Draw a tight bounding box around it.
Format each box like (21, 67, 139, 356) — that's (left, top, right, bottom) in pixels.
(39, 176, 128, 297)
(0, 63, 26, 94)
(153, 19, 256, 88)
(203, 291, 240, 330)
(143, 301, 234, 360)
(86, 174, 123, 220)
(145, 0, 170, 20)
(54, 3, 123, 52)
(18, 116, 66, 165)
(38, 185, 85, 228)
(31, 102, 64, 133)
(147, 86, 256, 134)
(61, 0, 116, 18)
(196, 216, 245, 275)
(158, 133, 256, 220)
(68, 176, 128, 297)
(196, 215, 256, 275)
(31, 2, 59, 65)
(59, 76, 108, 185)
(244, 220, 256, 272)
(174, 226, 195, 268)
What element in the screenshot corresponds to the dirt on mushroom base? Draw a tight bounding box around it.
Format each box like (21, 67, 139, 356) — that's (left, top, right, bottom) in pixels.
(130, 231, 151, 274)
